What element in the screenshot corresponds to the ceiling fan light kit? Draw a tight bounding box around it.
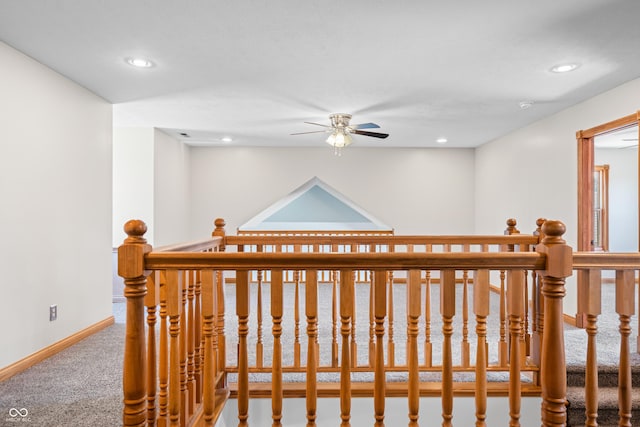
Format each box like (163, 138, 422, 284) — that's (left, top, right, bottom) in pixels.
(291, 112, 389, 155)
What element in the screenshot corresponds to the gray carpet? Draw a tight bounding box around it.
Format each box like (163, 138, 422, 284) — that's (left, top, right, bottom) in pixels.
(0, 304, 125, 427)
(0, 284, 635, 426)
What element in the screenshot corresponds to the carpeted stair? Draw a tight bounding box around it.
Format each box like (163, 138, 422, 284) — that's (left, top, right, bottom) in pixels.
(566, 364, 640, 427)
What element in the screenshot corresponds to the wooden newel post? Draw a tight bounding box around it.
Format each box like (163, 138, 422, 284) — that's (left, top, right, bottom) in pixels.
(504, 218, 520, 236)
(118, 220, 152, 427)
(536, 220, 572, 427)
(212, 218, 226, 249)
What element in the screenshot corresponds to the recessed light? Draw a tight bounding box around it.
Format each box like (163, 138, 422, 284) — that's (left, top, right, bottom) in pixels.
(519, 101, 534, 110)
(550, 63, 579, 73)
(436, 137, 448, 144)
(221, 136, 233, 143)
(125, 57, 154, 68)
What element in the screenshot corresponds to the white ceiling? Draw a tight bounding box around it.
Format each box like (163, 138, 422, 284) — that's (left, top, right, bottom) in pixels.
(1, 1, 640, 148)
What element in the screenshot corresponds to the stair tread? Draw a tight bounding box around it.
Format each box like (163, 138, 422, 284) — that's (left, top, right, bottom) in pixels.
(567, 385, 640, 408)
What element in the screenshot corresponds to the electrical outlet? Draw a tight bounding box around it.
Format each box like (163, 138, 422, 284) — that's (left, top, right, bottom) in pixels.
(49, 305, 57, 321)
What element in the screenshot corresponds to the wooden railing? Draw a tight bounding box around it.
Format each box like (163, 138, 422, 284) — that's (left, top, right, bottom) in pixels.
(118, 219, 228, 426)
(118, 217, 580, 426)
(573, 252, 640, 427)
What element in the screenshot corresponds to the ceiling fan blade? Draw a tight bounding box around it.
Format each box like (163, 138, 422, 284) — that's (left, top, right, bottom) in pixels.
(353, 130, 389, 139)
(351, 122, 380, 130)
(291, 130, 329, 135)
(304, 121, 331, 128)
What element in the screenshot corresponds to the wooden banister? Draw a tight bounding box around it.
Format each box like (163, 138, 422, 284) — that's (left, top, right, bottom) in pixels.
(145, 251, 546, 270)
(120, 217, 617, 427)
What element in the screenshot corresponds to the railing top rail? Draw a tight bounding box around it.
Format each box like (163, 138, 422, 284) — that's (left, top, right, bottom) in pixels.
(225, 234, 539, 246)
(144, 251, 545, 271)
(236, 230, 394, 235)
(572, 251, 640, 270)
(152, 236, 223, 253)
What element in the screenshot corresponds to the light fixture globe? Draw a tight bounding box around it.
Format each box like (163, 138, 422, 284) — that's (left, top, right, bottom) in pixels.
(326, 129, 353, 156)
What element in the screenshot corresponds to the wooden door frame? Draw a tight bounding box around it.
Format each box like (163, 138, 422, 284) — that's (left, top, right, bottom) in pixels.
(576, 112, 640, 251)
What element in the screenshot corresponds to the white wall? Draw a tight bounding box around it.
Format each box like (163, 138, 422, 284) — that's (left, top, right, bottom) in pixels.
(188, 147, 476, 238)
(112, 127, 154, 246)
(0, 42, 113, 368)
(595, 146, 638, 252)
(475, 77, 640, 315)
(154, 129, 190, 246)
(112, 128, 189, 248)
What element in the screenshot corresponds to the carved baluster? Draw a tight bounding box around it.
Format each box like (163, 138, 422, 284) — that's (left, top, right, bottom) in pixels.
(210, 277, 219, 406)
(166, 269, 183, 427)
(387, 246, 395, 367)
(474, 270, 490, 427)
(306, 269, 319, 426)
(499, 268, 508, 367)
(517, 245, 528, 367)
(201, 270, 217, 426)
(369, 244, 377, 367)
(179, 271, 189, 424)
(407, 270, 421, 426)
(373, 270, 387, 427)
(616, 270, 634, 427)
(508, 270, 524, 427)
(118, 220, 151, 427)
(530, 218, 545, 369)
(350, 245, 358, 368)
(186, 271, 196, 416)
(194, 270, 202, 404)
(294, 267, 302, 368)
(340, 269, 354, 427)
(212, 218, 226, 380)
(462, 245, 470, 367)
(215, 268, 226, 383)
(441, 270, 456, 427)
(271, 269, 284, 425)
(424, 244, 433, 367)
(501, 219, 520, 368)
(579, 269, 601, 427)
(537, 220, 571, 427)
(332, 244, 339, 367)
(145, 271, 160, 426)
(256, 247, 264, 368)
(236, 270, 250, 426)
(523, 267, 530, 357)
(158, 272, 169, 427)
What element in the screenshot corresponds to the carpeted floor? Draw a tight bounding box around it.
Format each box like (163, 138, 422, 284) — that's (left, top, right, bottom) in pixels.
(0, 284, 636, 426)
(0, 304, 125, 427)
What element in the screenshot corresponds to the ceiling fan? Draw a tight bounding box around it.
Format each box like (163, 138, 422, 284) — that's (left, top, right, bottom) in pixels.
(291, 113, 389, 155)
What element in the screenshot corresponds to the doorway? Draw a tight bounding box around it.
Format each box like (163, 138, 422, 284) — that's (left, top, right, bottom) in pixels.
(594, 126, 639, 252)
(576, 112, 639, 329)
(577, 113, 640, 252)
